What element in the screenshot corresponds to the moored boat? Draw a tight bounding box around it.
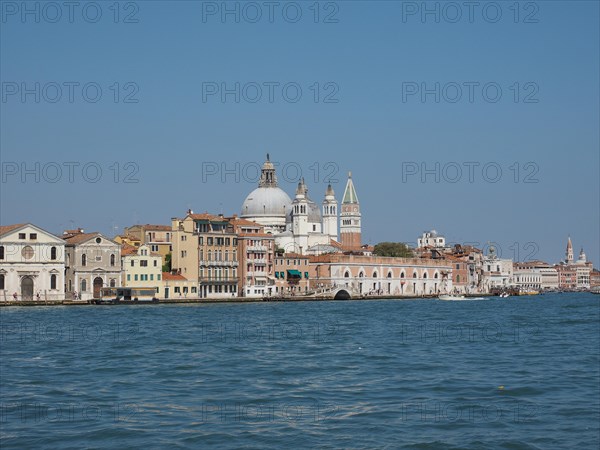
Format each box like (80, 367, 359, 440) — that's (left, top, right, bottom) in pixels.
(438, 294, 466, 301)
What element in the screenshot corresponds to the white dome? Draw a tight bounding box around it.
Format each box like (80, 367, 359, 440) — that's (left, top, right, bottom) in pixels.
(241, 186, 292, 218)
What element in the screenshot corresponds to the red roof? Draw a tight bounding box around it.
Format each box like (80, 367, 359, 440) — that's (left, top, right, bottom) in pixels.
(162, 272, 187, 281)
(0, 223, 26, 237)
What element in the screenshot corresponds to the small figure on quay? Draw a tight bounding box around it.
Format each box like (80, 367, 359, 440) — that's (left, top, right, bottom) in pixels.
(13, 292, 18, 301)
(36, 292, 41, 301)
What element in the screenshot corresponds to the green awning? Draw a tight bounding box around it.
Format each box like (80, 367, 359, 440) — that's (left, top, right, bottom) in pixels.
(287, 270, 302, 278)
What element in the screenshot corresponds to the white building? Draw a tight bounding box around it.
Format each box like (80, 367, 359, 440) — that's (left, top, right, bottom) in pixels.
(417, 230, 446, 249)
(241, 155, 340, 254)
(0, 223, 66, 301)
(63, 229, 121, 300)
(481, 247, 513, 290)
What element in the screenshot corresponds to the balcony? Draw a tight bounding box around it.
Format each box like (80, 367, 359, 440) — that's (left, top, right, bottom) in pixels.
(253, 259, 267, 265)
(247, 246, 267, 252)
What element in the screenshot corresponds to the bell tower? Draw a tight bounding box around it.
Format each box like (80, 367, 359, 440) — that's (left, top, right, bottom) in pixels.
(340, 172, 361, 249)
(322, 183, 338, 242)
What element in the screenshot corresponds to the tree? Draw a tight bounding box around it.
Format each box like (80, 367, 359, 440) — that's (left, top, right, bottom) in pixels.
(162, 253, 172, 273)
(373, 242, 414, 258)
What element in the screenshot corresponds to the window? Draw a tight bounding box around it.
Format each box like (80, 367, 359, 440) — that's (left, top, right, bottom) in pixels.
(456, 275, 460, 282)
(456, 264, 460, 269)
(225, 238, 230, 245)
(131, 260, 135, 267)
(154, 260, 157, 267)
(82, 254, 87, 266)
(158, 274, 161, 281)
(140, 260, 148, 267)
(344, 271, 350, 278)
(95, 255, 102, 262)
(95, 237, 102, 244)
(434, 273, 439, 279)
(127, 274, 131, 281)
(19, 233, 26, 239)
(304, 272, 309, 278)
(413, 272, 417, 278)
(207, 237, 213, 245)
(22, 246, 34, 260)
(81, 279, 87, 292)
(30, 233, 37, 240)
(400, 272, 405, 278)
(110, 254, 116, 266)
(181, 251, 186, 258)
(0, 274, 4, 290)
(50, 274, 57, 289)
(134, 275, 138, 281)
(51, 246, 57, 260)
(199, 237, 204, 245)
(0, 246, 4, 260)
(150, 274, 154, 281)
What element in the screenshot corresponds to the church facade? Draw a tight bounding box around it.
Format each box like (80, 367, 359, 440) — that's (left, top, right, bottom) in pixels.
(241, 155, 361, 255)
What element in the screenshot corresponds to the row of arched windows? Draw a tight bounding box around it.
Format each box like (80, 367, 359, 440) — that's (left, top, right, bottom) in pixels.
(344, 270, 440, 279)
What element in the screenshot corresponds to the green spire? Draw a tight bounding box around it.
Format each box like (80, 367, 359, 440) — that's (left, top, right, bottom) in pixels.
(342, 172, 359, 204)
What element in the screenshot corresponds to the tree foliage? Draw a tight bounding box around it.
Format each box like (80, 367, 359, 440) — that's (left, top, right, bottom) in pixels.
(162, 253, 172, 273)
(373, 242, 413, 258)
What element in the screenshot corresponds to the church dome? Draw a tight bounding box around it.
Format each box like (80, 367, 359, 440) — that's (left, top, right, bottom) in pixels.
(242, 186, 292, 218)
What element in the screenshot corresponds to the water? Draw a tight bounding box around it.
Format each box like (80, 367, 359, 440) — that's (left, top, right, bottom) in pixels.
(1, 293, 598, 449)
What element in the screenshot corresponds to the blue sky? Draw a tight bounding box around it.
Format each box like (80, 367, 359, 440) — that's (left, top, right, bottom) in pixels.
(1, 1, 598, 265)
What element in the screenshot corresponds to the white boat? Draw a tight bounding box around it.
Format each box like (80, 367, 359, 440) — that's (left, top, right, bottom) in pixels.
(499, 292, 510, 298)
(438, 294, 466, 301)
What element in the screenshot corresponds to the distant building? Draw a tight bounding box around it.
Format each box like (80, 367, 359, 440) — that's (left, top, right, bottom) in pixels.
(123, 224, 173, 260)
(0, 223, 66, 301)
(273, 253, 310, 296)
(63, 229, 121, 300)
(555, 237, 592, 290)
(308, 254, 453, 297)
(121, 244, 162, 293)
(481, 247, 513, 290)
(417, 230, 446, 249)
(171, 212, 239, 299)
(229, 217, 275, 298)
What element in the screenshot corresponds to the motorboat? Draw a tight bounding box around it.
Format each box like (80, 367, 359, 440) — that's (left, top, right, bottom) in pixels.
(438, 294, 466, 301)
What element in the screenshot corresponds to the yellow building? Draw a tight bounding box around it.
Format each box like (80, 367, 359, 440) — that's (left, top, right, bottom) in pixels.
(124, 224, 173, 260)
(121, 244, 162, 294)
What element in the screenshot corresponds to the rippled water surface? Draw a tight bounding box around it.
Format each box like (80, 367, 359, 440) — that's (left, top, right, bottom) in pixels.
(1, 293, 599, 449)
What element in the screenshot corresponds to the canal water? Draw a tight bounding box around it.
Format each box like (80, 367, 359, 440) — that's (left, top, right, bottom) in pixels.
(1, 293, 598, 448)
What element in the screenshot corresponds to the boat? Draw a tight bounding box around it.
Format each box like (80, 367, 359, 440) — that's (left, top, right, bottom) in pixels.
(499, 292, 510, 298)
(438, 294, 466, 301)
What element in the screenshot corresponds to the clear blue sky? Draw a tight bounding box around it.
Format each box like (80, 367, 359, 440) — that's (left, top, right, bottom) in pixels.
(1, 1, 598, 265)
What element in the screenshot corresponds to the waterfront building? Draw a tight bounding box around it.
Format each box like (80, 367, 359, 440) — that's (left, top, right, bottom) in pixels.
(308, 254, 453, 298)
(555, 237, 593, 290)
(273, 253, 310, 296)
(171, 212, 238, 298)
(160, 271, 195, 299)
(123, 224, 173, 260)
(481, 247, 513, 290)
(590, 269, 600, 288)
(63, 229, 121, 300)
(0, 223, 66, 301)
(228, 217, 275, 298)
(121, 244, 162, 293)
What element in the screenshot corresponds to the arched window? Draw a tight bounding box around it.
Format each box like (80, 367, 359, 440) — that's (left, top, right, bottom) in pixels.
(0, 274, 4, 290)
(400, 272, 405, 278)
(413, 272, 417, 278)
(372, 271, 378, 278)
(359, 271, 364, 278)
(50, 274, 57, 290)
(423, 273, 428, 279)
(456, 275, 460, 283)
(110, 254, 115, 266)
(82, 254, 87, 266)
(344, 271, 350, 278)
(50, 246, 57, 260)
(434, 272, 439, 279)
(110, 279, 116, 287)
(387, 272, 392, 278)
(0, 246, 4, 260)
(81, 279, 87, 292)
